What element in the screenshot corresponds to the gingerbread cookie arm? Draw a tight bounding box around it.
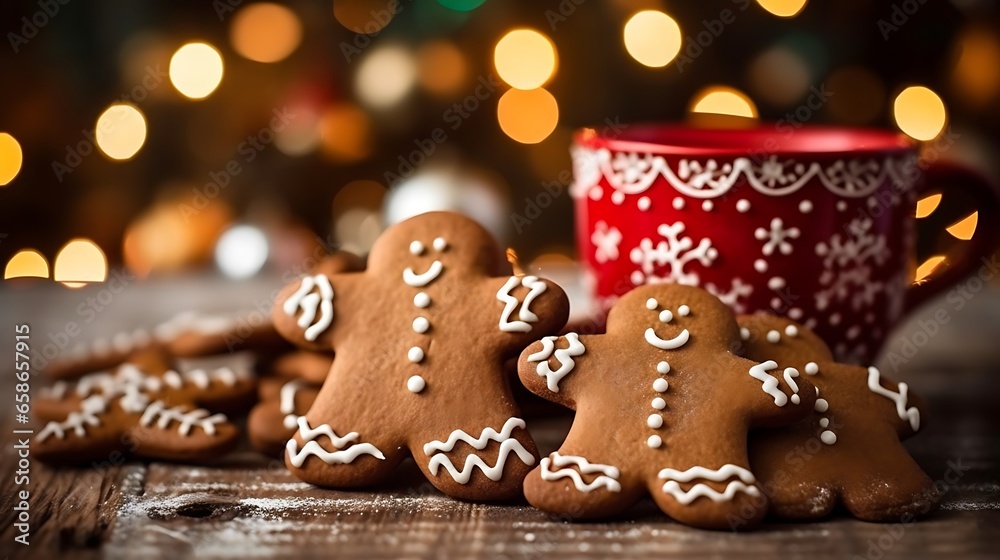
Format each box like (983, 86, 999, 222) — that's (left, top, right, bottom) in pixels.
(731, 353, 817, 427)
(272, 272, 362, 352)
(863, 366, 926, 438)
(483, 275, 570, 350)
(517, 333, 594, 409)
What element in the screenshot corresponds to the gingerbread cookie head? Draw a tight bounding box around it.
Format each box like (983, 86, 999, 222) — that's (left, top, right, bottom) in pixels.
(517, 284, 817, 530)
(35, 351, 255, 465)
(272, 211, 570, 501)
(739, 313, 937, 522)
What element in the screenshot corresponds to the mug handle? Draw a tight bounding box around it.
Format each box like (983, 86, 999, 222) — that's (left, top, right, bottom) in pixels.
(905, 161, 1000, 312)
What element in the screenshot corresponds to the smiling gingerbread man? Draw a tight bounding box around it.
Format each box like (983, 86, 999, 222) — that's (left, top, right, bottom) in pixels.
(517, 284, 816, 529)
(272, 212, 570, 500)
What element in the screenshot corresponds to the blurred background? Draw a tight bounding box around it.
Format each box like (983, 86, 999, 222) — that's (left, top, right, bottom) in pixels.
(0, 0, 997, 286)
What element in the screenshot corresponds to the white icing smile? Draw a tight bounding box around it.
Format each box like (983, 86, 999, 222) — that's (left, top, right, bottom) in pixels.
(644, 327, 690, 350)
(403, 260, 444, 287)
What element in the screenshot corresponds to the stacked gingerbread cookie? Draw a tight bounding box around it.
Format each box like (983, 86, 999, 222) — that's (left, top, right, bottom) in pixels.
(35, 211, 938, 530)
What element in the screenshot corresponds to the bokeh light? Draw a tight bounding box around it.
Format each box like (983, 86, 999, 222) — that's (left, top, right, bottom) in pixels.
(383, 166, 511, 240)
(756, 0, 808, 17)
(689, 86, 759, 118)
(748, 46, 810, 106)
(332, 179, 386, 218)
(623, 10, 682, 68)
(335, 209, 383, 254)
(334, 0, 398, 33)
(355, 45, 417, 108)
(123, 191, 231, 277)
(914, 255, 946, 283)
(54, 239, 108, 287)
(4, 249, 49, 279)
(319, 103, 372, 162)
(417, 40, 468, 96)
(826, 66, 885, 124)
(95, 104, 147, 160)
(952, 27, 1000, 106)
(0, 132, 23, 186)
(436, 0, 487, 11)
(494, 29, 557, 90)
(230, 3, 302, 63)
(947, 211, 978, 240)
(893, 86, 946, 141)
(169, 42, 224, 99)
(215, 224, 269, 278)
(915, 194, 942, 218)
(275, 105, 321, 156)
(497, 87, 559, 144)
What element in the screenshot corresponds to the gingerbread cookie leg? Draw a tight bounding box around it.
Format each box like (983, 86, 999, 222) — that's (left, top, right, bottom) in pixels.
(840, 440, 938, 521)
(524, 426, 643, 519)
(413, 412, 539, 502)
(284, 409, 404, 488)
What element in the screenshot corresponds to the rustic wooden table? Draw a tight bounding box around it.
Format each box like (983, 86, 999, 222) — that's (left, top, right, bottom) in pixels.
(2, 274, 999, 559)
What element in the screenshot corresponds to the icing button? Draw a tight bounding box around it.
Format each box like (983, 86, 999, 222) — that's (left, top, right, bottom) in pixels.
(407, 347, 425, 363)
(407, 375, 426, 393)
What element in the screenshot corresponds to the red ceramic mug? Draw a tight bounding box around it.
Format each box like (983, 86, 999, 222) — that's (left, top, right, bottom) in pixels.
(571, 124, 999, 363)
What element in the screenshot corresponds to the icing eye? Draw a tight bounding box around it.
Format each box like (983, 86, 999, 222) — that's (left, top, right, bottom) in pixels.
(677, 305, 690, 316)
(433, 237, 448, 251)
(784, 325, 798, 337)
(409, 241, 424, 255)
(646, 298, 658, 310)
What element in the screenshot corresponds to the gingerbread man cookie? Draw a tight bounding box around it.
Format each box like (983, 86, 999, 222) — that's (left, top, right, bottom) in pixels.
(248, 377, 321, 456)
(272, 212, 570, 500)
(517, 284, 816, 529)
(739, 314, 938, 522)
(35, 347, 256, 464)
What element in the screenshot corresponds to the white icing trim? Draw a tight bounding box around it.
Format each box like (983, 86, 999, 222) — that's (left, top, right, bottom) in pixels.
(280, 380, 305, 430)
(496, 276, 547, 333)
(403, 260, 444, 287)
(657, 464, 759, 505)
(526, 333, 586, 392)
(37, 395, 106, 442)
(283, 274, 335, 341)
(661, 480, 760, 505)
(423, 417, 526, 455)
(427, 438, 535, 483)
(138, 401, 227, 436)
(748, 361, 789, 407)
(867, 367, 920, 431)
(286, 417, 385, 467)
(153, 311, 235, 342)
(644, 328, 690, 350)
(570, 146, 914, 202)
